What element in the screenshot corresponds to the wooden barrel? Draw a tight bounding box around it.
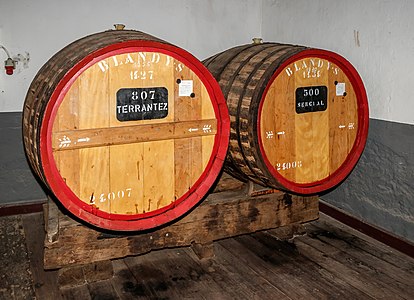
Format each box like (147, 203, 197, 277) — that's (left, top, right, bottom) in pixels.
(203, 42, 369, 194)
(22, 28, 229, 231)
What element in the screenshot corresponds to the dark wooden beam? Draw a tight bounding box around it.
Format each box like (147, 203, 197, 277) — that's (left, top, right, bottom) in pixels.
(44, 190, 319, 269)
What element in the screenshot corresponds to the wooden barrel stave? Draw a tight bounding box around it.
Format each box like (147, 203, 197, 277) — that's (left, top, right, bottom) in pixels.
(24, 31, 164, 184)
(235, 46, 306, 185)
(206, 44, 307, 185)
(204, 43, 369, 194)
(23, 30, 229, 231)
(212, 44, 285, 183)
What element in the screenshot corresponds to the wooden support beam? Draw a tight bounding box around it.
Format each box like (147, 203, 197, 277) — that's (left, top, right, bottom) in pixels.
(58, 260, 113, 288)
(44, 183, 319, 269)
(191, 242, 215, 260)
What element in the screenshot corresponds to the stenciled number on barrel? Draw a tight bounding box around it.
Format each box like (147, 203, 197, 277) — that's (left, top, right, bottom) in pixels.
(130, 70, 154, 80)
(276, 161, 303, 171)
(90, 188, 133, 204)
(131, 90, 156, 101)
(303, 87, 320, 97)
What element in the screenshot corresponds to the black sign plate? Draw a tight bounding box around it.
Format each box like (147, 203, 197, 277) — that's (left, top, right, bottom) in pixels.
(295, 86, 327, 114)
(116, 87, 168, 121)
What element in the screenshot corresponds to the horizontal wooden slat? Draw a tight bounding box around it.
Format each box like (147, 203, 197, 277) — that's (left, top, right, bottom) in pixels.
(52, 119, 217, 151)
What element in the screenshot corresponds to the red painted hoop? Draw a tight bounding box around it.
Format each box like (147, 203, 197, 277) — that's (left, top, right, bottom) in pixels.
(257, 49, 369, 195)
(39, 40, 229, 231)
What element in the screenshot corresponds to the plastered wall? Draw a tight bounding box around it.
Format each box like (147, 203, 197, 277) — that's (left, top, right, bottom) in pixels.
(0, 0, 261, 111)
(3, 0, 413, 125)
(262, 0, 414, 125)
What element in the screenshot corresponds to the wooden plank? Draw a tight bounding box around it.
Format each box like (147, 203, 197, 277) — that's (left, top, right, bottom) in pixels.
(261, 71, 297, 181)
(328, 62, 356, 172)
(79, 147, 110, 212)
(189, 137, 203, 183)
(58, 265, 85, 288)
(200, 73, 216, 172)
(201, 135, 215, 169)
(174, 138, 193, 199)
(253, 231, 375, 299)
(173, 63, 205, 203)
(180, 246, 270, 299)
(78, 57, 110, 130)
(294, 58, 326, 183)
(180, 66, 203, 187)
(111, 259, 149, 300)
(54, 78, 80, 132)
(192, 243, 291, 299)
(54, 150, 81, 196)
(236, 233, 370, 299)
(52, 119, 217, 151)
(247, 181, 280, 197)
(133, 245, 283, 299)
(305, 222, 414, 294)
(310, 59, 330, 181)
(143, 139, 175, 212)
(124, 249, 214, 299)
(106, 52, 175, 215)
(294, 235, 407, 299)
(61, 285, 91, 300)
(109, 143, 144, 214)
(87, 279, 119, 300)
(52, 79, 81, 196)
(293, 59, 314, 183)
(123, 254, 179, 299)
(218, 237, 320, 299)
(44, 190, 319, 269)
(315, 214, 414, 272)
(58, 260, 113, 288)
(25, 197, 414, 299)
(66, 60, 111, 212)
(309, 215, 414, 281)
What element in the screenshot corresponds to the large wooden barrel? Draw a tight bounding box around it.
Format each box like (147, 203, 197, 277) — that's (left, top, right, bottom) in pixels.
(23, 28, 229, 231)
(203, 42, 369, 194)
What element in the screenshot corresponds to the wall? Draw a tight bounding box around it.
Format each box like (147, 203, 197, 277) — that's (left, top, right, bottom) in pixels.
(262, 0, 414, 242)
(326, 119, 414, 242)
(0, 0, 262, 112)
(0, 0, 261, 206)
(262, 0, 414, 125)
(0, 112, 46, 205)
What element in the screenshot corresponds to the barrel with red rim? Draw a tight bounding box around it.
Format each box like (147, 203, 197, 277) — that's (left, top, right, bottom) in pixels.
(203, 42, 369, 194)
(23, 29, 229, 231)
